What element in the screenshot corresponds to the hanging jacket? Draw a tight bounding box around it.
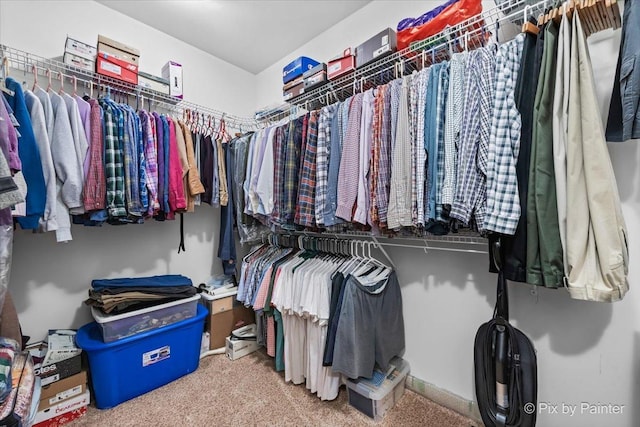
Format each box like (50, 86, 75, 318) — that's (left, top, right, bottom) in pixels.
(4, 78, 46, 230)
(178, 121, 204, 212)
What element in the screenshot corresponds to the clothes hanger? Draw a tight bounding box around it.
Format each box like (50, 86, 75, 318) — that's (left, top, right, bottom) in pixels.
(58, 71, 66, 95)
(0, 57, 15, 97)
(72, 75, 77, 97)
(31, 64, 39, 91)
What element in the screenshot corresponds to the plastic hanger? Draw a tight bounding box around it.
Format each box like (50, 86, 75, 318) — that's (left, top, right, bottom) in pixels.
(58, 71, 66, 95)
(72, 75, 77, 97)
(31, 64, 39, 91)
(0, 57, 16, 97)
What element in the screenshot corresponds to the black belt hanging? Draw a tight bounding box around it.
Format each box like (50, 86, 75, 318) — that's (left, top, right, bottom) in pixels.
(178, 213, 186, 253)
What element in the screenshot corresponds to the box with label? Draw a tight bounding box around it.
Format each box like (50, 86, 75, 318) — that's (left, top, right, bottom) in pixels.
(283, 82, 305, 101)
(355, 28, 397, 69)
(96, 54, 138, 85)
(327, 48, 356, 80)
(201, 292, 256, 350)
(96, 34, 139, 85)
(28, 340, 83, 387)
(283, 75, 304, 91)
(64, 37, 96, 61)
(33, 390, 90, 425)
(225, 324, 259, 360)
(303, 63, 328, 91)
(138, 71, 170, 95)
(91, 294, 200, 343)
(346, 357, 410, 422)
(97, 34, 139, 66)
(76, 304, 207, 409)
(162, 61, 183, 99)
(38, 371, 88, 411)
(34, 406, 87, 427)
(282, 56, 320, 84)
(63, 53, 95, 73)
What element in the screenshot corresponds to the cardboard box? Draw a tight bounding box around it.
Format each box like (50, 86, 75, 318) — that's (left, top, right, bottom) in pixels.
(40, 370, 87, 401)
(282, 56, 320, 84)
(201, 294, 256, 350)
(225, 324, 259, 360)
(64, 37, 96, 61)
(33, 406, 87, 427)
(283, 75, 304, 91)
(327, 48, 356, 80)
(96, 54, 139, 85)
(97, 34, 139, 65)
(355, 28, 397, 68)
(33, 390, 90, 425)
(162, 61, 183, 99)
(63, 53, 95, 73)
(138, 71, 170, 95)
(304, 71, 327, 91)
(28, 340, 83, 387)
(283, 82, 305, 101)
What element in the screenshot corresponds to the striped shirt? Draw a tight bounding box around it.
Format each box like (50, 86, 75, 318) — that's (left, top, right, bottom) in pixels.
(295, 111, 319, 227)
(315, 105, 337, 226)
(336, 94, 363, 221)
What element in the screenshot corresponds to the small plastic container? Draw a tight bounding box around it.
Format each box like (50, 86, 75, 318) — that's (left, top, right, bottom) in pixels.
(91, 294, 200, 342)
(345, 357, 410, 421)
(76, 304, 207, 409)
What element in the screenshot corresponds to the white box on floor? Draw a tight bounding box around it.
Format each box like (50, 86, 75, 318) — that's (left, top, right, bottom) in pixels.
(345, 357, 410, 422)
(225, 324, 258, 360)
(33, 389, 90, 425)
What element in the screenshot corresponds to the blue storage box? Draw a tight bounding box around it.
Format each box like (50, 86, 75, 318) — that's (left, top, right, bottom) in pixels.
(282, 56, 320, 84)
(76, 304, 207, 409)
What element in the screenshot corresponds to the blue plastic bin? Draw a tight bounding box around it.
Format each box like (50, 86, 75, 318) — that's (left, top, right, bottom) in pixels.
(76, 304, 207, 409)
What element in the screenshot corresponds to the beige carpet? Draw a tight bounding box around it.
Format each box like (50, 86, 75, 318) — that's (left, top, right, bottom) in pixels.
(68, 350, 477, 426)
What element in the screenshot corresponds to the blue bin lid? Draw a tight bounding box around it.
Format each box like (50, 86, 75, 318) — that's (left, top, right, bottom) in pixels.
(76, 304, 208, 350)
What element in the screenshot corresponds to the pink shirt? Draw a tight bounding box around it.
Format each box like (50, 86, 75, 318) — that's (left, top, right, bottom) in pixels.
(167, 118, 186, 218)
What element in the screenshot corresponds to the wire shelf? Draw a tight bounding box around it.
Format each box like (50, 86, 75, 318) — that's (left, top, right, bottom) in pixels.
(0, 44, 260, 131)
(286, 0, 554, 111)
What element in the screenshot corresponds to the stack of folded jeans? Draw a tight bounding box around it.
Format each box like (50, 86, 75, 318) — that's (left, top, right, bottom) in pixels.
(85, 275, 197, 314)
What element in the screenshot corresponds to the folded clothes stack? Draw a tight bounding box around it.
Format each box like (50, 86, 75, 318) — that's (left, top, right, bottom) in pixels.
(84, 275, 197, 314)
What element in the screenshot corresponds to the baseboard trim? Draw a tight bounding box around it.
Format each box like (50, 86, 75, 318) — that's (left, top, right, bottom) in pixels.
(405, 375, 484, 426)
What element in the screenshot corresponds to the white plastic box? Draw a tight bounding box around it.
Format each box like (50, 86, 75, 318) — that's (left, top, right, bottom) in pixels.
(345, 357, 410, 421)
(91, 294, 200, 342)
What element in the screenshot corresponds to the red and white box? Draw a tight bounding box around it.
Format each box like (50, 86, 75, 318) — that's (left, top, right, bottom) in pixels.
(327, 48, 356, 80)
(33, 390, 90, 426)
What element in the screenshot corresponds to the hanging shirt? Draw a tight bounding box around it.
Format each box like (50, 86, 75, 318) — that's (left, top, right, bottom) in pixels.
(442, 52, 468, 209)
(141, 111, 159, 216)
(99, 99, 126, 220)
(451, 45, 498, 231)
(74, 94, 91, 182)
(323, 102, 346, 227)
(84, 100, 106, 212)
(336, 94, 363, 221)
(160, 115, 171, 215)
(62, 93, 88, 215)
(315, 104, 337, 227)
(387, 76, 413, 229)
(24, 90, 57, 232)
(255, 127, 276, 216)
(295, 110, 319, 227)
(354, 89, 375, 226)
(484, 34, 525, 235)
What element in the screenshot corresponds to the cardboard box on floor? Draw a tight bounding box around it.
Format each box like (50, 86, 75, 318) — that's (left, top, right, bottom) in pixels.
(201, 293, 256, 350)
(38, 371, 88, 411)
(27, 330, 83, 386)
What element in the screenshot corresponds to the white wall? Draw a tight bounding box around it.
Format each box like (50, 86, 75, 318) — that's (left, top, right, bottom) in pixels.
(255, 2, 640, 426)
(0, 1, 256, 341)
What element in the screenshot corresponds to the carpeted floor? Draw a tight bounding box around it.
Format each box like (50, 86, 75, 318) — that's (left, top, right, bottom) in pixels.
(68, 350, 477, 426)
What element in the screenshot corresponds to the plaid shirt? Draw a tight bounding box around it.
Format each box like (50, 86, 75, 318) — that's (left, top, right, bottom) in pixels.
(282, 117, 303, 226)
(295, 111, 319, 227)
(450, 45, 498, 231)
(377, 81, 394, 226)
(270, 124, 286, 225)
(336, 94, 363, 221)
(442, 52, 468, 207)
(315, 105, 337, 226)
(434, 62, 450, 222)
(140, 111, 159, 216)
(83, 100, 105, 211)
(413, 69, 428, 226)
(122, 106, 142, 217)
(369, 87, 383, 225)
(99, 99, 126, 217)
(485, 34, 525, 235)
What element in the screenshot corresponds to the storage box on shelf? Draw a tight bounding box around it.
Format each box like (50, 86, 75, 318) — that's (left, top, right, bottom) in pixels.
(96, 34, 140, 85)
(355, 28, 397, 68)
(327, 48, 356, 80)
(345, 357, 410, 421)
(76, 304, 207, 409)
(90, 294, 200, 343)
(162, 61, 183, 99)
(283, 56, 320, 84)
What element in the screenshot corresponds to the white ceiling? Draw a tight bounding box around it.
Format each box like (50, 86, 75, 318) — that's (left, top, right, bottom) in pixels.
(96, 0, 372, 74)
